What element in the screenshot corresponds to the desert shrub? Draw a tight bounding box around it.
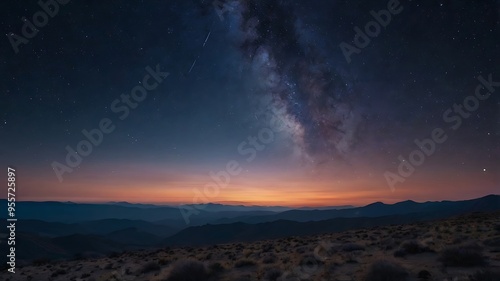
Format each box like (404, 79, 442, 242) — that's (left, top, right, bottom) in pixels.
(364, 260, 408, 281)
(439, 243, 486, 267)
(393, 249, 406, 258)
(262, 254, 277, 264)
(341, 243, 365, 252)
(296, 247, 306, 254)
(494, 224, 500, 232)
(400, 240, 431, 254)
(233, 278, 253, 281)
(166, 260, 210, 281)
(452, 235, 469, 244)
(394, 240, 432, 257)
(208, 262, 224, 274)
(442, 229, 452, 234)
(382, 238, 397, 251)
(140, 261, 160, 273)
(344, 254, 358, 264)
(262, 244, 273, 252)
(318, 263, 336, 280)
(264, 267, 282, 281)
(300, 253, 324, 268)
(159, 258, 171, 265)
(204, 253, 212, 260)
(469, 269, 500, 281)
(243, 249, 253, 258)
(483, 237, 500, 247)
(51, 269, 67, 277)
(417, 270, 431, 280)
(234, 259, 256, 268)
(281, 256, 290, 264)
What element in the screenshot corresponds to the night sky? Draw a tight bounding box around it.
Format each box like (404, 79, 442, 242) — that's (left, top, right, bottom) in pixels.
(1, 0, 499, 206)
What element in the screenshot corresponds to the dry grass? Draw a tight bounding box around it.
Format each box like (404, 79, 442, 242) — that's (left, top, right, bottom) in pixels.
(364, 260, 408, 281)
(439, 242, 486, 267)
(163, 259, 211, 281)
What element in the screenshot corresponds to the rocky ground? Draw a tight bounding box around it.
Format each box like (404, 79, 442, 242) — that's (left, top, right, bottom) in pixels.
(2, 211, 500, 281)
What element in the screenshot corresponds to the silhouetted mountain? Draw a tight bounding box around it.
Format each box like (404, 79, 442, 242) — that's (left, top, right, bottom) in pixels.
(0, 200, 357, 226)
(0, 201, 183, 222)
(0, 232, 137, 264)
(0, 200, 282, 228)
(4, 195, 498, 228)
(162, 196, 500, 247)
(52, 234, 129, 255)
(105, 227, 162, 246)
(0, 219, 178, 264)
(180, 203, 354, 212)
(106, 202, 167, 208)
(77, 219, 178, 236)
(184, 203, 292, 212)
(162, 213, 432, 247)
(211, 195, 500, 224)
(295, 205, 355, 210)
(16, 219, 178, 237)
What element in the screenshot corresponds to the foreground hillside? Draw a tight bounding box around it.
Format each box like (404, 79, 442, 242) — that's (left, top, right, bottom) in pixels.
(3, 211, 500, 281)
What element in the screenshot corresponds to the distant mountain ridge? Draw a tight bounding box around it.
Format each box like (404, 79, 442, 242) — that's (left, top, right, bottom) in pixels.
(1, 195, 498, 264)
(162, 214, 427, 247)
(210, 194, 500, 224)
(0, 200, 353, 228)
(15, 219, 178, 237)
(163, 195, 500, 246)
(106, 202, 355, 212)
(1, 195, 498, 226)
(1, 195, 497, 227)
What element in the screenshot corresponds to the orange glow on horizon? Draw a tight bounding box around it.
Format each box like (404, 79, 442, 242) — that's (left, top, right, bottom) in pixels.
(12, 162, 499, 207)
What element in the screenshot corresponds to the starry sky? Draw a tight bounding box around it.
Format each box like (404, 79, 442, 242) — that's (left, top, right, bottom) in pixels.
(1, 0, 499, 206)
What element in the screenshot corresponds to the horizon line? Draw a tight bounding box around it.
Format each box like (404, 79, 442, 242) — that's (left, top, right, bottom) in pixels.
(1, 193, 497, 208)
